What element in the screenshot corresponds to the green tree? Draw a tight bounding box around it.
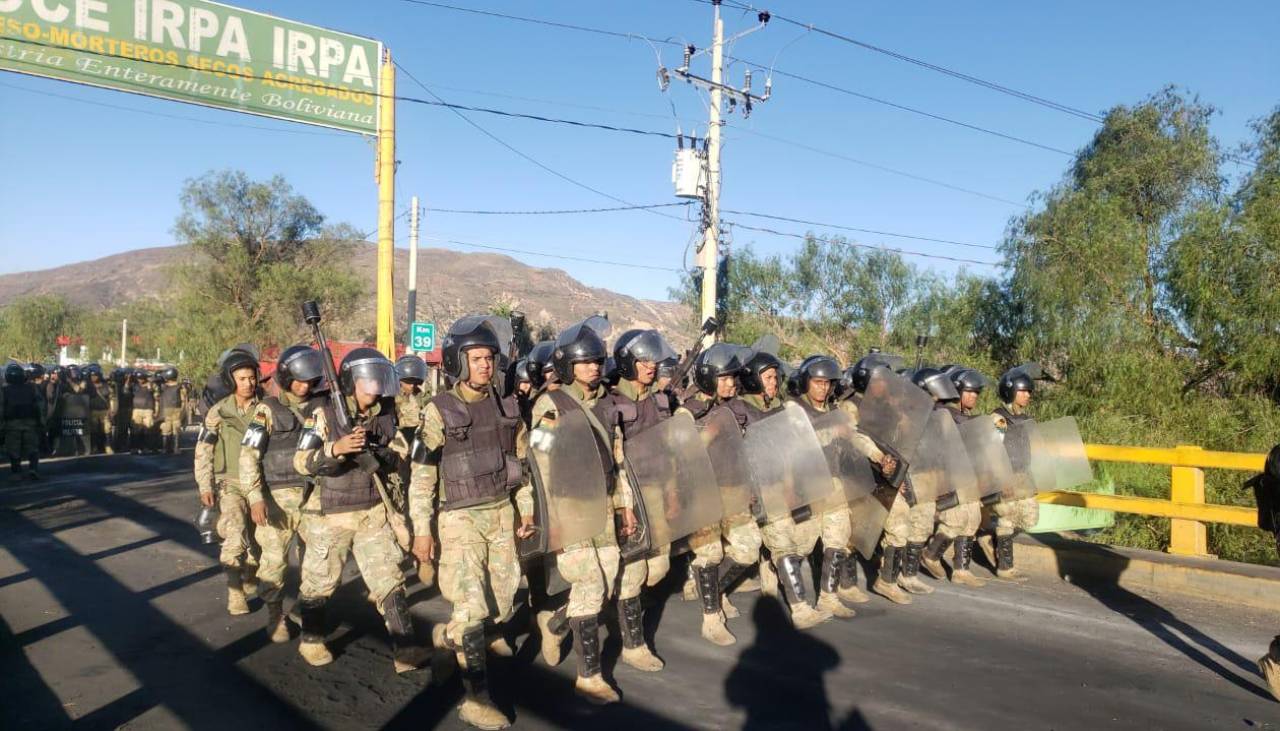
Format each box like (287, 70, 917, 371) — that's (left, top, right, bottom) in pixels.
(0, 295, 83, 362)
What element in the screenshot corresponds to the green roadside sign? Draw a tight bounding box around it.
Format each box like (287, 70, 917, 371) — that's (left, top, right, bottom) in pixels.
(0, 0, 381, 134)
(410, 321, 435, 352)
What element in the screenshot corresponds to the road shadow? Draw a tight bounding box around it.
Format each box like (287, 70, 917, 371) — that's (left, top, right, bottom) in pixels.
(1034, 534, 1273, 702)
(724, 595, 841, 730)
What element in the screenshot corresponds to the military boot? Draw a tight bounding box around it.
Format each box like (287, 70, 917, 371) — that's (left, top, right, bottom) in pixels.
(457, 627, 510, 730)
(1258, 637, 1280, 703)
(381, 590, 429, 674)
(951, 536, 988, 587)
(536, 606, 569, 667)
(297, 599, 334, 667)
(898, 542, 934, 595)
(266, 600, 291, 643)
(241, 557, 260, 598)
(224, 565, 250, 615)
(759, 556, 779, 599)
(682, 567, 698, 601)
(570, 616, 618, 705)
(816, 548, 856, 619)
(872, 546, 912, 605)
(920, 533, 953, 581)
(721, 594, 740, 619)
(696, 565, 735, 646)
(618, 596, 663, 672)
(837, 551, 871, 604)
(995, 535, 1027, 582)
(776, 555, 831, 630)
(716, 559, 752, 619)
(977, 533, 997, 567)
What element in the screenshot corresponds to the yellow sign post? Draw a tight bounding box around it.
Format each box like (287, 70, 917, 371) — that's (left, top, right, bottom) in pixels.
(375, 48, 396, 357)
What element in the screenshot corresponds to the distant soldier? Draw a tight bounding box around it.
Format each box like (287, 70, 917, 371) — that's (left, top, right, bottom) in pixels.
(112, 369, 132, 453)
(409, 317, 525, 729)
(981, 365, 1041, 580)
(157, 366, 186, 454)
(394, 355, 429, 444)
(1249, 444, 1280, 701)
(129, 370, 159, 453)
(921, 367, 990, 588)
(239, 345, 326, 644)
(86, 365, 113, 454)
(2, 363, 44, 481)
(53, 366, 91, 457)
(194, 351, 262, 615)
(292, 348, 427, 675)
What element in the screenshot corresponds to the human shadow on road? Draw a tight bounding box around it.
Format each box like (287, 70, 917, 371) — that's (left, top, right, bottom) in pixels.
(1037, 534, 1273, 702)
(724, 595, 842, 730)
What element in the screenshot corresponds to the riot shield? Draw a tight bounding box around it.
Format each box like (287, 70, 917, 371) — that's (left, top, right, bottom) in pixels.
(909, 410, 979, 505)
(855, 368, 934, 486)
(518, 405, 609, 558)
(1034, 416, 1093, 492)
(847, 493, 891, 560)
(957, 417, 1014, 505)
(698, 406, 754, 517)
(1002, 420, 1050, 500)
(619, 412, 723, 561)
(810, 410, 878, 511)
(742, 402, 836, 524)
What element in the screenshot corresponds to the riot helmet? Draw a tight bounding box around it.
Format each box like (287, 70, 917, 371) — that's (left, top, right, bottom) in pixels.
(160, 366, 179, 382)
(912, 367, 960, 402)
(339, 348, 398, 399)
(796, 355, 842, 396)
(66, 365, 82, 383)
(394, 354, 429, 385)
(846, 352, 905, 395)
(657, 356, 680, 382)
(442, 315, 507, 382)
(552, 317, 610, 386)
(4, 363, 25, 385)
(738, 351, 782, 396)
(601, 357, 620, 389)
(997, 363, 1041, 404)
(949, 367, 988, 394)
(220, 350, 260, 392)
(25, 363, 45, 380)
(275, 345, 326, 391)
(612, 329, 677, 382)
(693, 342, 749, 395)
(525, 340, 556, 391)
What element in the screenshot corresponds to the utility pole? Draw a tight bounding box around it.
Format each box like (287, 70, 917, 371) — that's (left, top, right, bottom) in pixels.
(668, 1, 771, 344)
(119, 319, 128, 367)
(375, 48, 397, 357)
(405, 196, 421, 353)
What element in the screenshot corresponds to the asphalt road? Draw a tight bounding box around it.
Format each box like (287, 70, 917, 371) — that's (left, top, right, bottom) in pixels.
(1, 452, 1278, 730)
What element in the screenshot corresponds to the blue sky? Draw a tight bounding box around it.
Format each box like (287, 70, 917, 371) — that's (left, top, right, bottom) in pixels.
(2, 0, 1277, 302)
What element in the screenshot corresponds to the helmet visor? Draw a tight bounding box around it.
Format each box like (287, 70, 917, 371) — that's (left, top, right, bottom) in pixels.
(450, 315, 513, 352)
(347, 358, 398, 398)
(622, 330, 678, 366)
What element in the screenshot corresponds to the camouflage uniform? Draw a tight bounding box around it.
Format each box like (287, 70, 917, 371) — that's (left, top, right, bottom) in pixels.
(743, 393, 823, 558)
(407, 382, 529, 647)
(238, 390, 316, 607)
(395, 388, 427, 433)
(678, 394, 761, 571)
(988, 405, 1040, 536)
(158, 381, 187, 453)
(611, 378, 672, 603)
(2, 381, 45, 474)
(532, 381, 624, 621)
(53, 381, 91, 456)
(87, 379, 113, 454)
(293, 400, 410, 608)
(195, 392, 261, 609)
(129, 380, 159, 452)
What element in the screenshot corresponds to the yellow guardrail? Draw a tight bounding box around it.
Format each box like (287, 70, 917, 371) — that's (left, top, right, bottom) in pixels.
(1037, 444, 1265, 557)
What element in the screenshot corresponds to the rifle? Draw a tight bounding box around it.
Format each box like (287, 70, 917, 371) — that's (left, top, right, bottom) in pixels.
(671, 317, 719, 400)
(302, 300, 353, 433)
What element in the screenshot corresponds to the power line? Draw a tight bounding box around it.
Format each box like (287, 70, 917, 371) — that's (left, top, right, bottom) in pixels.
(427, 202, 693, 215)
(724, 219, 1002, 267)
(393, 61, 690, 223)
(729, 126, 1025, 207)
(396, 0, 680, 45)
(720, 209, 998, 250)
(717, 0, 1105, 123)
(422, 235, 685, 272)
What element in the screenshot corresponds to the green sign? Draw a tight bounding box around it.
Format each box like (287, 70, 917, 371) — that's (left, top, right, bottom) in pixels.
(0, 0, 382, 134)
(410, 321, 435, 352)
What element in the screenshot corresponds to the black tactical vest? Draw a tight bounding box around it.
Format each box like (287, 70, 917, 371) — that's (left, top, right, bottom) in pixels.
(793, 396, 829, 421)
(319, 400, 398, 514)
(59, 391, 90, 420)
(947, 404, 974, 424)
(88, 383, 110, 411)
(594, 386, 673, 442)
(433, 389, 522, 511)
(994, 406, 1032, 425)
(2, 384, 38, 420)
(260, 397, 317, 490)
(159, 384, 183, 410)
(131, 385, 155, 411)
(682, 395, 715, 422)
(725, 397, 782, 431)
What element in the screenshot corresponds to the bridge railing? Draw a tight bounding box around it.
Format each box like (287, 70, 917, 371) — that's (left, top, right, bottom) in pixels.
(1037, 444, 1264, 558)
